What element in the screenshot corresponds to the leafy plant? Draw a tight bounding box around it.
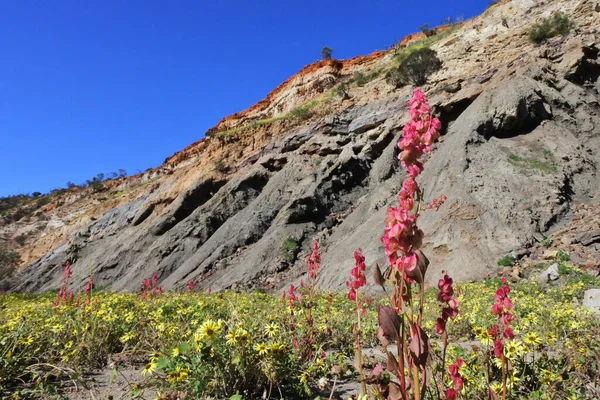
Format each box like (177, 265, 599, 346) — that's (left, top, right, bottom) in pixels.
(280, 237, 299, 262)
(540, 235, 553, 248)
(507, 153, 556, 174)
(556, 251, 570, 263)
(497, 254, 516, 267)
(558, 262, 571, 275)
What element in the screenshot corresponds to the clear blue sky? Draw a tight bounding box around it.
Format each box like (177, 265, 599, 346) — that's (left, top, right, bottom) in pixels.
(0, 0, 489, 197)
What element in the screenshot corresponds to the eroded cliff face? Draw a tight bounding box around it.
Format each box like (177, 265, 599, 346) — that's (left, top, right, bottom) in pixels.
(3, 0, 600, 293)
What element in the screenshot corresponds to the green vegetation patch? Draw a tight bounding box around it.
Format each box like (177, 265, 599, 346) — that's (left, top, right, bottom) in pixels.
(507, 153, 557, 174)
(1, 274, 599, 398)
(529, 12, 573, 44)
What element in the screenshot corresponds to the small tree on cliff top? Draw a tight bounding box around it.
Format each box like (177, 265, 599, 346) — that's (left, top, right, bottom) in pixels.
(321, 46, 333, 60)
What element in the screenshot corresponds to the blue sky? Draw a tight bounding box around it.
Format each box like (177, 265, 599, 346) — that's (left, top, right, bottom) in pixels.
(0, 0, 489, 197)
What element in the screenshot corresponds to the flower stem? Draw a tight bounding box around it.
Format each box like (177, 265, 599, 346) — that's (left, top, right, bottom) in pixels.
(355, 298, 367, 396)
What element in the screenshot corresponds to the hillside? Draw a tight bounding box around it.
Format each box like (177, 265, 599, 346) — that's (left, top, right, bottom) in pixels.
(2, 0, 600, 293)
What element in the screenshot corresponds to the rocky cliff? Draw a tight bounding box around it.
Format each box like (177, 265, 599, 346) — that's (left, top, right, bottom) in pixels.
(3, 0, 600, 293)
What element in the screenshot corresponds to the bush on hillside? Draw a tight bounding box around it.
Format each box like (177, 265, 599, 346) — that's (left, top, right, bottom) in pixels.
(529, 12, 573, 44)
(418, 23, 434, 37)
(351, 70, 381, 87)
(15, 234, 27, 246)
(287, 104, 314, 122)
(396, 47, 442, 86)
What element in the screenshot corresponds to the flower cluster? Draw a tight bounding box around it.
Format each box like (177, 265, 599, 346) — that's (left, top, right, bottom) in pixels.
(381, 88, 441, 279)
(398, 88, 441, 178)
(445, 358, 464, 400)
(186, 280, 195, 292)
(490, 278, 515, 358)
(346, 249, 367, 301)
(141, 272, 163, 299)
(423, 194, 448, 212)
(286, 284, 298, 308)
(306, 241, 321, 279)
(83, 276, 93, 296)
(54, 261, 74, 307)
(435, 274, 459, 335)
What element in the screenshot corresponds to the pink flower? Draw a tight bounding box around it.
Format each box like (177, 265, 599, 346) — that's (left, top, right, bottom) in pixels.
(346, 249, 367, 300)
(186, 280, 195, 292)
(83, 276, 93, 296)
(494, 340, 504, 359)
(306, 241, 321, 279)
(435, 274, 459, 335)
(445, 388, 457, 400)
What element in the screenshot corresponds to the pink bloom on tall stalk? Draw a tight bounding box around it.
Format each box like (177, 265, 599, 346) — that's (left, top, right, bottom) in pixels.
(186, 280, 195, 292)
(381, 88, 440, 279)
(306, 241, 321, 279)
(445, 358, 464, 399)
(435, 274, 459, 335)
(346, 249, 367, 300)
(54, 261, 74, 307)
(490, 278, 515, 351)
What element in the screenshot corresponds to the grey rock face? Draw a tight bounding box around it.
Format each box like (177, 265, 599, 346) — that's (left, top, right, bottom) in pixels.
(10, 51, 600, 294)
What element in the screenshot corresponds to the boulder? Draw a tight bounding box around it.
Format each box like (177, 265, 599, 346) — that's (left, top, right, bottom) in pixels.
(575, 230, 600, 246)
(582, 289, 600, 316)
(537, 263, 560, 285)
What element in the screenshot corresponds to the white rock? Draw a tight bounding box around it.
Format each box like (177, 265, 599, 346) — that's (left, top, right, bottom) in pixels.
(537, 263, 559, 285)
(582, 289, 600, 316)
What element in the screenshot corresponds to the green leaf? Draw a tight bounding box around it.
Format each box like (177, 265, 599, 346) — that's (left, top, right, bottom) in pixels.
(228, 395, 243, 400)
(156, 356, 170, 369)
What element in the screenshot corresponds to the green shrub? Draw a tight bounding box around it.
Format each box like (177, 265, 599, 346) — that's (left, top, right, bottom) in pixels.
(540, 235, 553, 248)
(418, 24, 434, 37)
(353, 72, 368, 86)
(550, 12, 573, 35)
(333, 81, 350, 99)
(556, 251, 570, 263)
(35, 196, 51, 209)
(558, 262, 571, 275)
(280, 237, 299, 262)
(351, 70, 381, 87)
(214, 158, 228, 174)
(529, 12, 573, 44)
(321, 46, 333, 60)
(497, 254, 516, 267)
(529, 20, 553, 44)
(287, 104, 314, 122)
(15, 234, 27, 246)
(396, 47, 442, 86)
